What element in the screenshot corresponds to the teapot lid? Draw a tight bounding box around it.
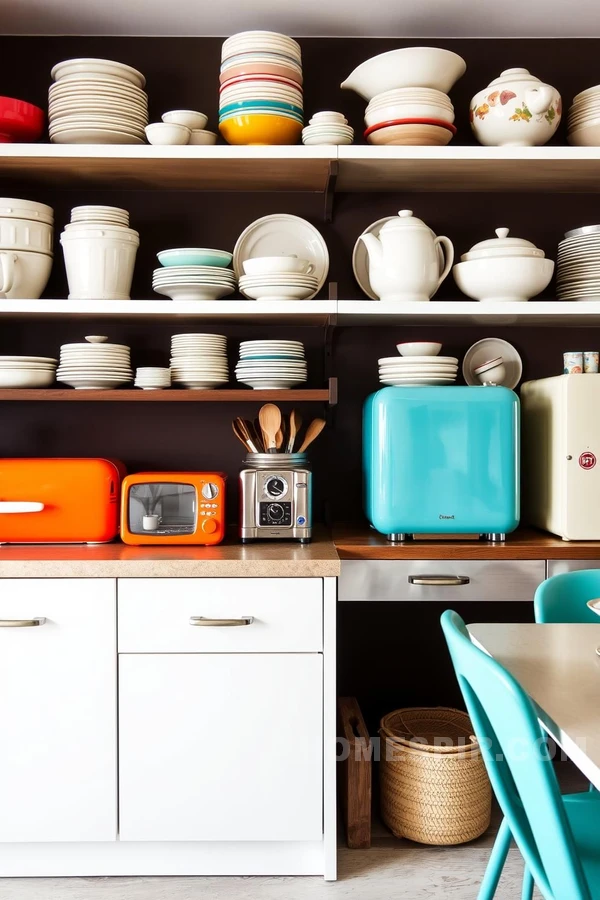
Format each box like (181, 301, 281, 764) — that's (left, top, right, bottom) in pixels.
(380, 210, 432, 234)
(487, 67, 542, 89)
(461, 227, 545, 261)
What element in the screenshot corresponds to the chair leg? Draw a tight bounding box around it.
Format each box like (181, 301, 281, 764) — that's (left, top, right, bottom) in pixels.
(521, 866, 534, 900)
(477, 816, 512, 900)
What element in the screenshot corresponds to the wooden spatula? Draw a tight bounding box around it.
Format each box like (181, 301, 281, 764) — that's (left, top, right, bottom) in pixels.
(234, 418, 259, 453)
(259, 403, 282, 453)
(232, 420, 255, 453)
(297, 418, 326, 453)
(286, 409, 302, 453)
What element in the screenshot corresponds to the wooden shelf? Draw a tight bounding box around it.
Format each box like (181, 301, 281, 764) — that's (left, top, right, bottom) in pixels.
(336, 146, 600, 192)
(0, 144, 335, 192)
(334, 526, 600, 560)
(0, 388, 332, 402)
(336, 300, 600, 326)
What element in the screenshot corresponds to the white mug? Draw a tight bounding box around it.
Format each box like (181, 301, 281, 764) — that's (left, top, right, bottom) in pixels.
(0, 252, 16, 297)
(143, 515, 160, 531)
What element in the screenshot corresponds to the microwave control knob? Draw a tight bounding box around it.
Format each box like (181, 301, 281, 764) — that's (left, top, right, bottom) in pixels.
(202, 483, 219, 500)
(201, 517, 218, 535)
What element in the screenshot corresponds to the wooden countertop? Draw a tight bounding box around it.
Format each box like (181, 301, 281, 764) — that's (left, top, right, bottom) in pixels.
(0, 531, 340, 578)
(333, 526, 600, 561)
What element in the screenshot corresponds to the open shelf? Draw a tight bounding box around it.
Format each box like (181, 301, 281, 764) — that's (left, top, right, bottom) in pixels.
(336, 300, 600, 326)
(0, 387, 334, 402)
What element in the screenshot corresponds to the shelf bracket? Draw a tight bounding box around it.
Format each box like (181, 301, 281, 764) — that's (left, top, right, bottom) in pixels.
(323, 160, 339, 223)
(327, 376, 338, 407)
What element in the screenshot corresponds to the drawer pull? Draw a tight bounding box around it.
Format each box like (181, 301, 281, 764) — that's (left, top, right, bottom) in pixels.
(408, 575, 470, 587)
(189, 616, 254, 627)
(0, 617, 46, 627)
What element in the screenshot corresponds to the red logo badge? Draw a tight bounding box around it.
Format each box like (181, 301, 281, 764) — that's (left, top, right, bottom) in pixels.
(579, 452, 596, 470)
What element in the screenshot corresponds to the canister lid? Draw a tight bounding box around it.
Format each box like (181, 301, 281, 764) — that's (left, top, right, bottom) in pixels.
(486, 67, 542, 89)
(461, 227, 545, 262)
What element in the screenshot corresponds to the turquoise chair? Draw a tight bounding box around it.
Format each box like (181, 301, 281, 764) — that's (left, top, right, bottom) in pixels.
(534, 569, 600, 624)
(441, 609, 600, 900)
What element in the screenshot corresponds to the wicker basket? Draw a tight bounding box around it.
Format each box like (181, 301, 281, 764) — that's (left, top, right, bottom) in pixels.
(379, 707, 491, 845)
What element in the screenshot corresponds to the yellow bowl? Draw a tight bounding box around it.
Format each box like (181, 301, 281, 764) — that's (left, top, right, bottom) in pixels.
(219, 113, 303, 145)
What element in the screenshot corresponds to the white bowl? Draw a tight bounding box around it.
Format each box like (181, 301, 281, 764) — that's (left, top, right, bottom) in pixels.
(189, 129, 218, 145)
(145, 122, 190, 145)
(0, 248, 53, 300)
(568, 122, 600, 146)
(240, 283, 316, 301)
(453, 256, 555, 303)
(162, 110, 208, 130)
(0, 368, 56, 388)
(475, 361, 506, 385)
(397, 342, 442, 357)
(242, 256, 312, 276)
(341, 47, 466, 101)
(364, 103, 455, 128)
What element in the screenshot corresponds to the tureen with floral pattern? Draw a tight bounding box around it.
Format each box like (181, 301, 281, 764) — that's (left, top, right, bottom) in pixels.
(470, 67, 561, 146)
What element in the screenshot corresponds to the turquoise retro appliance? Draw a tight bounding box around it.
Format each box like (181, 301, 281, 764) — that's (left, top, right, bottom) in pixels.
(363, 385, 520, 542)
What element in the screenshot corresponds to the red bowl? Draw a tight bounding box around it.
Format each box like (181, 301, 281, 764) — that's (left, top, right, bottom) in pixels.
(0, 96, 44, 142)
(364, 117, 457, 138)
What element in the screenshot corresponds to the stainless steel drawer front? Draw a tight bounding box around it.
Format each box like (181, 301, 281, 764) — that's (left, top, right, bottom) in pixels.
(547, 560, 600, 578)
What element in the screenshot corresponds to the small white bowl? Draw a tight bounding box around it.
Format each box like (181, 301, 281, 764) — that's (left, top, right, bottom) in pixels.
(162, 110, 208, 130)
(309, 111, 348, 125)
(243, 256, 313, 276)
(145, 122, 191, 145)
(188, 129, 218, 146)
(397, 342, 442, 357)
(0, 368, 56, 388)
(475, 359, 506, 385)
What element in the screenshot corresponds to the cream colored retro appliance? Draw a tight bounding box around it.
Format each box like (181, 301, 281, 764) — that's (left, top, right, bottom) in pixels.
(521, 374, 600, 540)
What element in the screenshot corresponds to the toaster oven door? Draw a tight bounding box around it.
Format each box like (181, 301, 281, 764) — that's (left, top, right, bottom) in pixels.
(127, 482, 198, 536)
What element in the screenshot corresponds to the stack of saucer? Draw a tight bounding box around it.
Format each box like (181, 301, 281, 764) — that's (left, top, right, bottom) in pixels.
(57, 335, 133, 390)
(49, 57, 148, 144)
(153, 265, 237, 301)
(557, 224, 600, 300)
(235, 339, 307, 389)
(378, 343, 458, 386)
(568, 86, 600, 146)
(135, 367, 171, 390)
(302, 111, 354, 145)
(170, 333, 229, 390)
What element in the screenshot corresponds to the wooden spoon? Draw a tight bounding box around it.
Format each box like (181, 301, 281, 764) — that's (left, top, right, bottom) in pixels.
(286, 409, 302, 453)
(258, 403, 282, 453)
(275, 427, 284, 450)
(234, 417, 259, 453)
(297, 418, 326, 453)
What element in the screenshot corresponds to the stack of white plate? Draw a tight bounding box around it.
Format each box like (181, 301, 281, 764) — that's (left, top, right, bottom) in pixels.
(70, 205, 130, 226)
(135, 367, 171, 390)
(568, 86, 600, 146)
(235, 340, 307, 389)
(57, 335, 133, 390)
(378, 355, 459, 386)
(0, 356, 57, 389)
(170, 334, 229, 390)
(153, 266, 237, 301)
(49, 57, 148, 145)
(556, 225, 600, 300)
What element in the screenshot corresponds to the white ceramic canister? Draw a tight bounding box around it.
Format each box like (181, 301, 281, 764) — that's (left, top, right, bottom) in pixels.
(470, 68, 561, 147)
(60, 225, 139, 301)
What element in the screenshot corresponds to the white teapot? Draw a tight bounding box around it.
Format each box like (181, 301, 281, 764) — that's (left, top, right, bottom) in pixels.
(359, 210, 454, 302)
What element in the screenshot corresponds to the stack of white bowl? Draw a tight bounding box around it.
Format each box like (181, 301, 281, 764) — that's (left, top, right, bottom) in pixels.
(556, 224, 600, 300)
(239, 256, 318, 301)
(61, 205, 139, 301)
(0, 355, 57, 389)
(235, 340, 307, 389)
(170, 333, 229, 390)
(57, 335, 133, 390)
(135, 367, 171, 390)
(568, 86, 600, 146)
(378, 342, 458, 386)
(153, 249, 236, 301)
(219, 31, 304, 146)
(0, 198, 54, 300)
(49, 57, 148, 144)
(302, 111, 354, 145)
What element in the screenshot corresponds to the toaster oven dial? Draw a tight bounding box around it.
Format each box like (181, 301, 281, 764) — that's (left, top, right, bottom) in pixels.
(265, 475, 287, 499)
(266, 503, 285, 522)
(201, 483, 220, 500)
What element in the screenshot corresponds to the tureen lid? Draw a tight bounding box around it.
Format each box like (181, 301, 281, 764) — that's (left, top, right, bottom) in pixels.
(380, 210, 432, 234)
(487, 67, 542, 88)
(461, 227, 545, 261)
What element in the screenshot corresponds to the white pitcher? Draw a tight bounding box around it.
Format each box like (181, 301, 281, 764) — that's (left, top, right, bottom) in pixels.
(359, 210, 454, 302)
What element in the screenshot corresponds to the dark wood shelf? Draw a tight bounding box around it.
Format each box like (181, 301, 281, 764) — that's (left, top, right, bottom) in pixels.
(0, 389, 331, 402)
(334, 526, 600, 561)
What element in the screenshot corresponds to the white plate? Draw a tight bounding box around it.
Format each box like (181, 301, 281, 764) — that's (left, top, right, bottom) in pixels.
(380, 376, 456, 385)
(233, 214, 329, 293)
(154, 284, 235, 301)
(462, 338, 523, 389)
(51, 58, 146, 88)
(0, 356, 56, 364)
(50, 128, 145, 145)
(240, 341, 303, 348)
(378, 355, 458, 365)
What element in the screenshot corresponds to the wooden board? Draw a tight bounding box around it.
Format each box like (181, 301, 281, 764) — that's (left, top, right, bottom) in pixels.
(338, 696, 372, 849)
(0, 389, 331, 402)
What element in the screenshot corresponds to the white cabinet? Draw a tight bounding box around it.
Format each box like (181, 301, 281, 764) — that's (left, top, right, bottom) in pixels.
(119, 652, 323, 842)
(0, 578, 117, 842)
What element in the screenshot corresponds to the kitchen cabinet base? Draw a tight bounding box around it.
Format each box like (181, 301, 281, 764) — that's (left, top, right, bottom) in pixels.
(0, 840, 331, 878)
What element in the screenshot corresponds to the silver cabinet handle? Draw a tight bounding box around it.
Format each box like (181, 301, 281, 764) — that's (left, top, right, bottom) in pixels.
(0, 617, 46, 627)
(408, 575, 470, 586)
(189, 616, 254, 627)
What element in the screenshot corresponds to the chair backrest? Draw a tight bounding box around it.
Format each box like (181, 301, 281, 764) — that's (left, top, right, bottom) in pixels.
(441, 610, 591, 900)
(534, 569, 600, 624)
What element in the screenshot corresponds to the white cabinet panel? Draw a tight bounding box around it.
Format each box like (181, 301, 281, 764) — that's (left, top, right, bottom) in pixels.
(118, 577, 322, 652)
(547, 560, 600, 577)
(0, 579, 117, 842)
(119, 653, 323, 842)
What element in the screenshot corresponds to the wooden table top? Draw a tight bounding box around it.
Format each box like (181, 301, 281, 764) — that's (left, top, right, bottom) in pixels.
(469, 622, 600, 790)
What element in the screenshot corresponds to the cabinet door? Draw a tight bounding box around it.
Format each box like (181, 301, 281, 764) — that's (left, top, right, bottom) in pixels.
(0, 579, 117, 842)
(119, 653, 323, 842)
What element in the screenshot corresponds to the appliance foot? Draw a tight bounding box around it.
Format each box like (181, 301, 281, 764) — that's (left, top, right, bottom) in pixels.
(299, 538, 312, 544)
(484, 533, 506, 543)
(386, 533, 412, 543)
